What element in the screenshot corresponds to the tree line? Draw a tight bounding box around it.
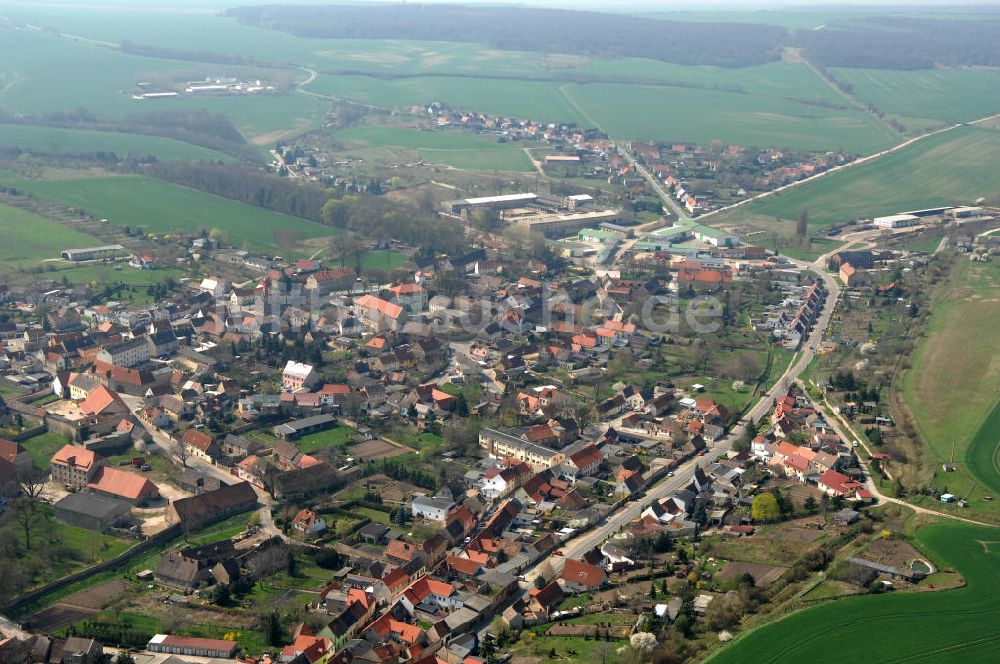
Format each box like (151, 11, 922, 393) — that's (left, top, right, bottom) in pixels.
(795, 17, 1000, 69)
(139, 160, 331, 221)
(227, 4, 786, 68)
(229, 5, 1000, 71)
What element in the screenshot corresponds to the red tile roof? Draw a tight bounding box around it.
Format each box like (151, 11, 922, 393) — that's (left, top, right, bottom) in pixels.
(569, 444, 602, 469)
(79, 385, 126, 416)
(818, 469, 852, 494)
(446, 555, 482, 576)
(88, 466, 159, 501)
(560, 558, 607, 589)
(182, 428, 214, 452)
(0, 439, 26, 464)
(51, 444, 101, 471)
(356, 294, 403, 320)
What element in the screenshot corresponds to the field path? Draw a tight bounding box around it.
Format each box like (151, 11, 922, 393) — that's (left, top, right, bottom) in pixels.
(556, 84, 601, 131)
(794, 48, 903, 142)
(701, 110, 1000, 225)
(522, 147, 545, 176)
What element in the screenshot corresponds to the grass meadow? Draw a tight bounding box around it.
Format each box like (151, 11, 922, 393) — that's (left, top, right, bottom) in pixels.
(708, 522, 1000, 664)
(716, 125, 1000, 230)
(0, 203, 100, 265)
(0, 171, 335, 254)
(334, 126, 534, 171)
(900, 259, 1000, 500)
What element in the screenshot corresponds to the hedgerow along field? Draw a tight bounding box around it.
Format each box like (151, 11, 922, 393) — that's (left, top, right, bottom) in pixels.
(334, 126, 534, 172)
(0, 203, 100, 266)
(707, 522, 1000, 664)
(0, 124, 231, 162)
(714, 125, 1000, 230)
(0, 171, 335, 255)
(899, 258, 1000, 507)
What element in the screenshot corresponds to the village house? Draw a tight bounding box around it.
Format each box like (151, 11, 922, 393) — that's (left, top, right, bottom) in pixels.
(559, 558, 607, 593)
(181, 428, 221, 462)
(292, 508, 329, 538)
(411, 493, 455, 522)
(283, 360, 319, 391)
(355, 294, 406, 332)
(96, 337, 150, 368)
(50, 444, 105, 490)
(560, 444, 603, 484)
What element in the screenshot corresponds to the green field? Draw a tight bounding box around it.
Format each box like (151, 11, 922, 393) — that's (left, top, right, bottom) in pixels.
(832, 67, 1000, 123)
(0, 123, 230, 161)
(0, 171, 335, 253)
(717, 125, 1000, 229)
(311, 72, 894, 152)
(334, 126, 534, 171)
(312, 74, 588, 124)
(360, 248, 409, 272)
(708, 522, 1000, 664)
(0, 8, 912, 153)
(900, 259, 1000, 500)
(564, 83, 897, 152)
(0, 204, 100, 266)
(49, 263, 183, 288)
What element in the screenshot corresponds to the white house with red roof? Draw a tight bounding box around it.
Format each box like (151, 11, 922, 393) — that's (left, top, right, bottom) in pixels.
(398, 576, 462, 615)
(559, 558, 607, 593)
(817, 469, 869, 501)
(561, 444, 603, 484)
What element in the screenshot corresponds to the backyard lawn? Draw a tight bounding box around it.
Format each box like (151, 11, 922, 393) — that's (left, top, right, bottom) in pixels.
(22, 431, 73, 470)
(292, 426, 354, 453)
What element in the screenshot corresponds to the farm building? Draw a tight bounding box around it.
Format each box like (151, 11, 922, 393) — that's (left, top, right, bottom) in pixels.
(545, 155, 581, 164)
(843, 556, 926, 582)
(53, 492, 131, 532)
(577, 228, 620, 244)
(946, 206, 984, 220)
(272, 413, 337, 440)
(146, 635, 238, 658)
(873, 214, 919, 229)
(443, 193, 538, 217)
(165, 481, 258, 529)
(87, 466, 160, 506)
(60, 244, 126, 261)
